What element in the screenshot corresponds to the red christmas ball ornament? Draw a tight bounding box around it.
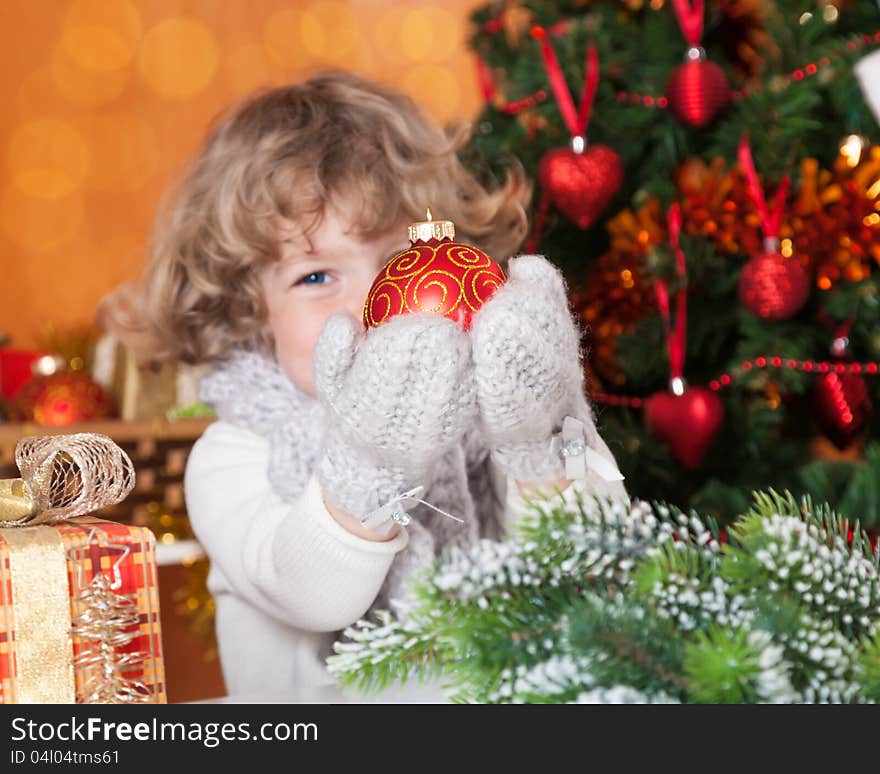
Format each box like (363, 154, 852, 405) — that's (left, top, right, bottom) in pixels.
(538, 140, 624, 230)
(363, 211, 506, 331)
(812, 332, 872, 449)
(665, 51, 731, 128)
(812, 370, 872, 449)
(644, 381, 725, 470)
(10, 370, 118, 426)
(738, 249, 811, 320)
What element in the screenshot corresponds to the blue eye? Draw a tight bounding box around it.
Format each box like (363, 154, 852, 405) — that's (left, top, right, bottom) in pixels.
(296, 271, 329, 286)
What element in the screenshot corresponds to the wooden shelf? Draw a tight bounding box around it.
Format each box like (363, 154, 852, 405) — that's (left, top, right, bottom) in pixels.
(0, 417, 214, 464)
(0, 417, 214, 524)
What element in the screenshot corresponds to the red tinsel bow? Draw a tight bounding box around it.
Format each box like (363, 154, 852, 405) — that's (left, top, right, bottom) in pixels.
(655, 204, 688, 380)
(738, 137, 791, 243)
(531, 25, 599, 140)
(672, 0, 705, 48)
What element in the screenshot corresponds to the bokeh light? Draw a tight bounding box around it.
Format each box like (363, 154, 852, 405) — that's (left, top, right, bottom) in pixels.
(262, 9, 314, 70)
(9, 119, 90, 200)
(400, 7, 459, 62)
(225, 44, 276, 94)
(62, 26, 134, 73)
(74, 111, 159, 192)
(63, 0, 142, 58)
(300, 3, 359, 64)
(2, 1, 484, 348)
(1, 185, 84, 252)
(403, 64, 461, 116)
(138, 17, 219, 99)
(371, 8, 410, 67)
(51, 42, 130, 107)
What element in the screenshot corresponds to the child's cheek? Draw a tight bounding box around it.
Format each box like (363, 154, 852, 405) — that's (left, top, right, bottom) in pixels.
(270, 306, 321, 396)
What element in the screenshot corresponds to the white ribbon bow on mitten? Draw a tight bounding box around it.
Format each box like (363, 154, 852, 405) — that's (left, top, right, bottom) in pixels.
(549, 416, 625, 482)
(360, 485, 465, 534)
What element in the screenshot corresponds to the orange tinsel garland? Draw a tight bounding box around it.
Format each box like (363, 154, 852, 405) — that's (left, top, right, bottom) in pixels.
(576, 146, 880, 385)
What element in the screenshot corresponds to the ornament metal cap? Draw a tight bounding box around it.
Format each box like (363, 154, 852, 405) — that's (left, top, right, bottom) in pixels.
(408, 208, 455, 244)
(763, 236, 780, 253)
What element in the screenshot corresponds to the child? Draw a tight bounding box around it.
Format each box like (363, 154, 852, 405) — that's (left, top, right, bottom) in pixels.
(101, 71, 627, 699)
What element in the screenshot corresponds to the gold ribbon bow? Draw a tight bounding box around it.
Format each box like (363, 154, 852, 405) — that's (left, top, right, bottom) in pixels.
(0, 433, 135, 703)
(0, 433, 135, 527)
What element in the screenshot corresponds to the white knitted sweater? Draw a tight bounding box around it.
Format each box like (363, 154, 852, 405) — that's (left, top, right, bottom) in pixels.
(186, 351, 626, 698)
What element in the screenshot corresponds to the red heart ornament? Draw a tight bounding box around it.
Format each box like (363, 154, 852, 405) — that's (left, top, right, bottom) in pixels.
(644, 386, 725, 470)
(538, 145, 624, 229)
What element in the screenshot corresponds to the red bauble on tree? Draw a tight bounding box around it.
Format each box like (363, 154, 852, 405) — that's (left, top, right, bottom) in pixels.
(813, 371, 873, 449)
(538, 142, 624, 230)
(736, 139, 809, 320)
(665, 0, 730, 128)
(738, 249, 811, 320)
(644, 384, 725, 470)
(811, 327, 873, 449)
(363, 211, 506, 331)
(666, 55, 731, 128)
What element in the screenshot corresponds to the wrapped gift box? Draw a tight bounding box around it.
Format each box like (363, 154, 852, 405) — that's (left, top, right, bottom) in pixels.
(0, 517, 165, 704)
(0, 431, 165, 704)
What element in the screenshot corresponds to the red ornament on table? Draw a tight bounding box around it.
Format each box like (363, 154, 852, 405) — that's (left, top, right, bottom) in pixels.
(363, 211, 506, 331)
(10, 370, 117, 426)
(736, 138, 810, 320)
(643, 204, 724, 468)
(665, 0, 730, 128)
(0, 349, 50, 400)
(812, 325, 873, 449)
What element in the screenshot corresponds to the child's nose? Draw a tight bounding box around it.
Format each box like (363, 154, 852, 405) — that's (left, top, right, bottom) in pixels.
(350, 278, 376, 324)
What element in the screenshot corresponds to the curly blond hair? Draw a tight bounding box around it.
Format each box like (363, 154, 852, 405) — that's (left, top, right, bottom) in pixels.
(100, 71, 530, 366)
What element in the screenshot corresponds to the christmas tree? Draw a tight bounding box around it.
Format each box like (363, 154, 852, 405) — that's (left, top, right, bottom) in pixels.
(463, 1, 880, 526)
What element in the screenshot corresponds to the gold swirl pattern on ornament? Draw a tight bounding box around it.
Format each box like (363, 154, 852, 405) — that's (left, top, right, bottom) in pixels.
(382, 246, 435, 281)
(443, 243, 493, 270)
(463, 266, 506, 311)
(364, 278, 407, 327)
(408, 268, 463, 315)
(364, 241, 506, 326)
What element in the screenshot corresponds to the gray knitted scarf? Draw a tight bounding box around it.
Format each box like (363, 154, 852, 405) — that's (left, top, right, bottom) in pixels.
(199, 350, 504, 617)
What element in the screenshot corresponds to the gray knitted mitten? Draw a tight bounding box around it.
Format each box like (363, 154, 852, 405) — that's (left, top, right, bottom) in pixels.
(314, 311, 478, 533)
(471, 254, 620, 485)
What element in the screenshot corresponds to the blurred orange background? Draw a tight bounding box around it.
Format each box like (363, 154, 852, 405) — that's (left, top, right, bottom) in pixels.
(0, 0, 485, 349)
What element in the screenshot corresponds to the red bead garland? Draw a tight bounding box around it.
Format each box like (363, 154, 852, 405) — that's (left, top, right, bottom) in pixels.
(590, 355, 880, 406)
(613, 31, 880, 110)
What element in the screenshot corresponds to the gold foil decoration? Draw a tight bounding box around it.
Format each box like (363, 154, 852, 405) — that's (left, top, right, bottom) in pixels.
(0, 433, 135, 527)
(70, 528, 152, 704)
(0, 479, 36, 522)
(3, 526, 76, 703)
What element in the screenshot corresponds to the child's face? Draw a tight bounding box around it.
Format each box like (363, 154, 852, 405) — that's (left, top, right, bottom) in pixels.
(260, 200, 410, 397)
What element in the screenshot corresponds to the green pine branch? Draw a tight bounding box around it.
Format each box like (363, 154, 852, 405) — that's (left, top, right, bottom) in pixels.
(329, 487, 880, 703)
